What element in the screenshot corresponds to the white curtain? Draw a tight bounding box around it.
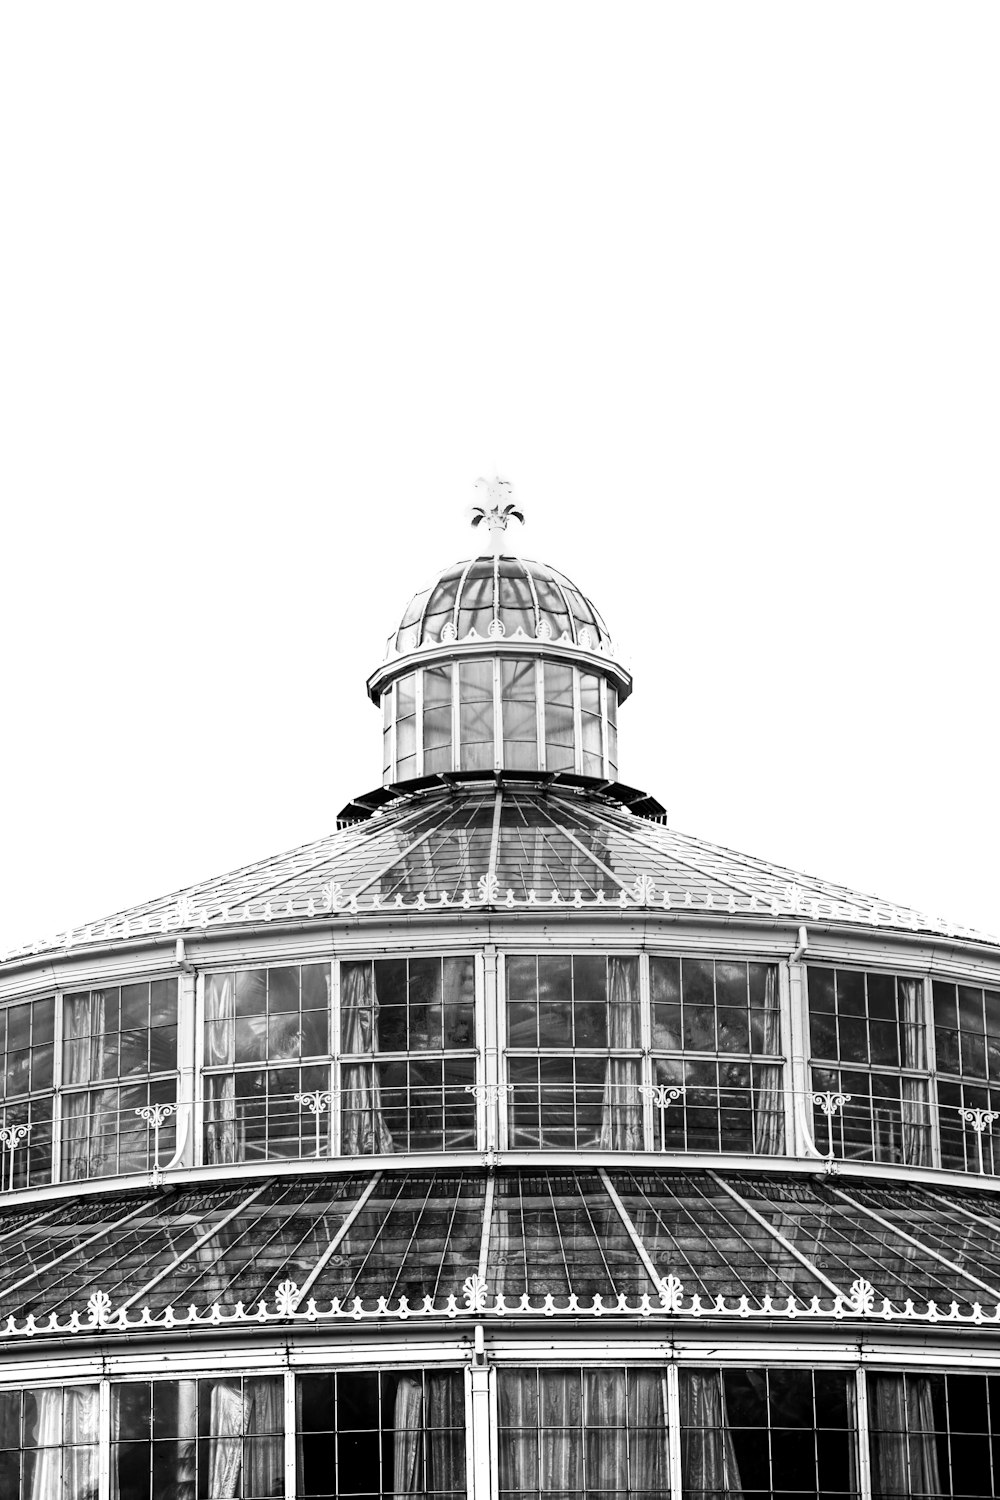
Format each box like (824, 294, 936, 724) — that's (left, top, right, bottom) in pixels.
(680, 1370, 744, 1499)
(63, 993, 110, 1181)
(205, 974, 237, 1165)
(393, 1375, 423, 1498)
(498, 1372, 582, 1495)
(898, 979, 930, 1167)
(427, 1373, 465, 1498)
(341, 964, 394, 1157)
(870, 1374, 942, 1498)
(600, 958, 644, 1150)
(30, 1385, 99, 1500)
(752, 968, 784, 1156)
(208, 1381, 245, 1497)
(629, 1370, 670, 1496)
(246, 1378, 282, 1499)
(586, 1369, 669, 1497)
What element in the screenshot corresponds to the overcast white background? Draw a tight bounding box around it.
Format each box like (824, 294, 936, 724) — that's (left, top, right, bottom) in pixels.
(1, 4, 998, 951)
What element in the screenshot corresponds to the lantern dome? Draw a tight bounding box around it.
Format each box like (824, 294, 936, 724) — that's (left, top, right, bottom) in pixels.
(391, 554, 613, 656)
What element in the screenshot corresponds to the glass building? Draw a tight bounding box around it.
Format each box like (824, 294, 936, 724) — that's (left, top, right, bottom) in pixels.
(1, 500, 1000, 1499)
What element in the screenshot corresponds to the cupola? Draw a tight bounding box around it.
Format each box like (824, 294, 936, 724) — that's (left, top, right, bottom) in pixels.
(367, 481, 632, 785)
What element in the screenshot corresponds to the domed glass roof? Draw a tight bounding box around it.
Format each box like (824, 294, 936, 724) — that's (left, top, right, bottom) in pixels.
(392, 555, 612, 654)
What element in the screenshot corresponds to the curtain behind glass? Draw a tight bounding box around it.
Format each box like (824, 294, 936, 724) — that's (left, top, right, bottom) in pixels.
(870, 1375, 942, 1498)
(63, 993, 107, 1182)
(629, 1371, 670, 1497)
(898, 980, 929, 1167)
(394, 1376, 423, 1498)
(585, 1369, 669, 1498)
(752, 968, 784, 1156)
(208, 1381, 245, 1497)
(247, 1378, 282, 1498)
(499, 1372, 583, 1495)
(600, 958, 643, 1150)
(205, 974, 237, 1165)
(427, 1373, 465, 1497)
(680, 1371, 744, 1499)
(341, 964, 394, 1157)
(29, 1385, 99, 1500)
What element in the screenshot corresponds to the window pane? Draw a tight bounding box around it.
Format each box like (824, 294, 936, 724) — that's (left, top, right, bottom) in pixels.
(544, 663, 575, 772)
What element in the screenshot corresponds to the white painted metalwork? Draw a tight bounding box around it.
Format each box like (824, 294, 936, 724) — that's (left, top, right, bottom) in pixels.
(811, 1090, 852, 1158)
(962, 1106, 1000, 1175)
(134, 1101, 177, 1180)
(639, 1084, 685, 1151)
(0, 1123, 29, 1192)
(294, 1089, 337, 1157)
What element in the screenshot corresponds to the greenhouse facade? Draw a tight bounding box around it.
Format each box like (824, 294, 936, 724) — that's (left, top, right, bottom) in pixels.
(2, 500, 1000, 1498)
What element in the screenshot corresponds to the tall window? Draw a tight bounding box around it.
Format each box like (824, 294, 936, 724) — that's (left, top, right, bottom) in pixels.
(498, 1368, 669, 1500)
(606, 687, 618, 779)
(650, 958, 784, 1154)
(0, 994, 54, 1188)
(505, 955, 643, 1150)
(458, 660, 494, 771)
(501, 659, 537, 770)
(61, 980, 178, 1181)
(423, 664, 453, 774)
(340, 957, 476, 1155)
(579, 672, 602, 777)
(298, 1369, 466, 1500)
(396, 673, 418, 780)
(0, 1383, 100, 1500)
(112, 1376, 282, 1498)
(808, 967, 929, 1166)
(543, 664, 575, 772)
(934, 980, 1000, 1172)
(681, 1367, 857, 1499)
(204, 963, 330, 1164)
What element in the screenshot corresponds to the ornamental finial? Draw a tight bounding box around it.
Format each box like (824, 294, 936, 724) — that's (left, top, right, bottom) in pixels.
(470, 476, 524, 554)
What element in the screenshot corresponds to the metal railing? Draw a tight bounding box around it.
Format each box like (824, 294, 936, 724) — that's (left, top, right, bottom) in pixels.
(0, 1079, 998, 1188)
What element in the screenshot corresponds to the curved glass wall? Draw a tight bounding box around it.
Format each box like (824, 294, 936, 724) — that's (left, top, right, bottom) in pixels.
(382, 660, 619, 783)
(7, 956, 1000, 1186)
(651, 958, 784, 1155)
(807, 966, 931, 1166)
(5, 1363, 1000, 1498)
(0, 979, 177, 1189)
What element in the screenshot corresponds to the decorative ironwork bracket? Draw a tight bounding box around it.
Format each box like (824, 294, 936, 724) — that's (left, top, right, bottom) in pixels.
(0, 1123, 29, 1193)
(640, 1084, 685, 1151)
(134, 1104, 177, 1185)
(295, 1090, 339, 1158)
(960, 1107, 999, 1175)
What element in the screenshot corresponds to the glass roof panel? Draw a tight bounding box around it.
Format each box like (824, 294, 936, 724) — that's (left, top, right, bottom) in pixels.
(488, 1171, 654, 1303)
(530, 574, 573, 638)
(611, 1171, 831, 1303)
(307, 1172, 484, 1307)
(728, 1176, 988, 1306)
(498, 797, 621, 899)
(497, 561, 537, 638)
(0, 1194, 157, 1303)
(163, 1177, 372, 1310)
(836, 1183, 1000, 1294)
(376, 797, 496, 901)
(455, 562, 495, 638)
(19, 1186, 252, 1316)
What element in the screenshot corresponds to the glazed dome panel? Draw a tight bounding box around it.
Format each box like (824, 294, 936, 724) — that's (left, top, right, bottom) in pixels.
(393, 556, 612, 654)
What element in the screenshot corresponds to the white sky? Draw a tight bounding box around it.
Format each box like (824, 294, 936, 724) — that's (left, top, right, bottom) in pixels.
(1, 3, 998, 951)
